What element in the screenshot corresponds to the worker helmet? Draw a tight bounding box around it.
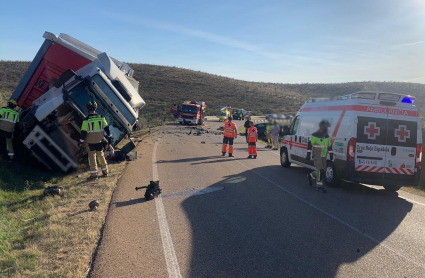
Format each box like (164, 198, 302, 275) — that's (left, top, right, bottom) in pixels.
(86, 100, 98, 111)
(319, 119, 331, 127)
(8, 99, 17, 108)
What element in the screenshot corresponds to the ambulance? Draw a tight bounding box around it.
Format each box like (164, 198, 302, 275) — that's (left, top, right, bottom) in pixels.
(280, 91, 423, 191)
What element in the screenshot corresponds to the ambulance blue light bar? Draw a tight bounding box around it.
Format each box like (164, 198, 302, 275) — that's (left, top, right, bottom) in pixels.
(401, 97, 415, 104)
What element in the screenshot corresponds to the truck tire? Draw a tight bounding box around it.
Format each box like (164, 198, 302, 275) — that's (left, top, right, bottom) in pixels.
(383, 185, 402, 192)
(280, 148, 291, 168)
(325, 161, 340, 187)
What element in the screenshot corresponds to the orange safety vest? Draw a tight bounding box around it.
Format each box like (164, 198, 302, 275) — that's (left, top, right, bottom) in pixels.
(223, 121, 236, 138)
(247, 126, 257, 142)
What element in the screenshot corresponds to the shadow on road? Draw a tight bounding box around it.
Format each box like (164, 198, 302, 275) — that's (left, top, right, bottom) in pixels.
(157, 156, 225, 164)
(114, 198, 146, 208)
(182, 165, 413, 277)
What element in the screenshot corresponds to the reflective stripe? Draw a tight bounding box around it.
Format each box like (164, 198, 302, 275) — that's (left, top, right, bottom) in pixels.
(90, 171, 98, 173)
(80, 139, 85, 142)
(101, 168, 107, 171)
(87, 130, 104, 133)
(8, 153, 14, 155)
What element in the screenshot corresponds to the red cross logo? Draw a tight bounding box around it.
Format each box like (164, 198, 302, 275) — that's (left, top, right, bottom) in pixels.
(288, 137, 295, 150)
(364, 122, 380, 140)
(395, 125, 410, 142)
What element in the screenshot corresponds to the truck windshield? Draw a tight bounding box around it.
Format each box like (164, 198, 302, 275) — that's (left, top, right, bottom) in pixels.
(66, 82, 127, 144)
(181, 105, 198, 114)
(92, 74, 137, 126)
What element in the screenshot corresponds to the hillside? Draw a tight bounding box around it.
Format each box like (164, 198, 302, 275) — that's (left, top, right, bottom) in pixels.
(1, 61, 425, 123)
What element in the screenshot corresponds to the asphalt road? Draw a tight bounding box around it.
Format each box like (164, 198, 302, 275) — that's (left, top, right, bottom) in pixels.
(90, 119, 425, 278)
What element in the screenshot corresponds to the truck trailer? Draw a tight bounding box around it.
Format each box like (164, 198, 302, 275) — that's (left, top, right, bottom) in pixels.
(11, 32, 145, 172)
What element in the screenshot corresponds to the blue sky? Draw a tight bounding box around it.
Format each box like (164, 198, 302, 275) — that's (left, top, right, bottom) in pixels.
(1, 0, 424, 83)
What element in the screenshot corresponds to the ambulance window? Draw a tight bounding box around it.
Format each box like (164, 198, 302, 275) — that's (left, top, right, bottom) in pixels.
(289, 116, 300, 135)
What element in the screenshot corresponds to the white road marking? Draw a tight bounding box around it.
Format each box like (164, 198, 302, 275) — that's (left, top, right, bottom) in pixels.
(206, 133, 425, 270)
(152, 140, 182, 278)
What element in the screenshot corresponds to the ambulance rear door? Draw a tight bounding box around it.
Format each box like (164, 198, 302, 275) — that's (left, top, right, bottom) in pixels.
(355, 112, 387, 179)
(385, 107, 418, 177)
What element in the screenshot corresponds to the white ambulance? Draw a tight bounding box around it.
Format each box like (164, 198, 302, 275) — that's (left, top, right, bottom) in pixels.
(280, 91, 423, 191)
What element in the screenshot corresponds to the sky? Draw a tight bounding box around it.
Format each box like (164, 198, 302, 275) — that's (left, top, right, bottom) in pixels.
(0, 0, 425, 83)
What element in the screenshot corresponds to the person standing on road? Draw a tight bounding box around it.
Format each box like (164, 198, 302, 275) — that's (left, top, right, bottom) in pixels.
(0, 100, 19, 160)
(222, 116, 238, 157)
(272, 121, 280, 150)
(79, 101, 113, 180)
(265, 121, 273, 148)
(244, 117, 251, 143)
(306, 120, 333, 193)
(247, 121, 258, 159)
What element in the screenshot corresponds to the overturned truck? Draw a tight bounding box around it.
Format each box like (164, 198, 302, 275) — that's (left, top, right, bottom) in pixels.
(11, 32, 145, 172)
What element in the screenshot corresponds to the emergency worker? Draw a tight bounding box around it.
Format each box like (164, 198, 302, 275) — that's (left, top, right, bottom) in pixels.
(265, 121, 273, 148)
(247, 121, 258, 159)
(79, 101, 113, 180)
(244, 117, 251, 142)
(0, 100, 19, 159)
(222, 116, 238, 157)
(306, 120, 333, 193)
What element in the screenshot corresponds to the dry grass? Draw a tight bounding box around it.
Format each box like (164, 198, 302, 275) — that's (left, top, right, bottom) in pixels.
(0, 130, 152, 278)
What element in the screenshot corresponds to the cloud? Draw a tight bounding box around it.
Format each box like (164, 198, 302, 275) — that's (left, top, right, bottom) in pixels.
(403, 75, 425, 82)
(102, 12, 281, 59)
(102, 12, 350, 67)
(396, 41, 425, 47)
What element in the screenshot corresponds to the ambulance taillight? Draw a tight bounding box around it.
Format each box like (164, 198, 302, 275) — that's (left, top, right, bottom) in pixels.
(416, 144, 422, 168)
(347, 137, 356, 162)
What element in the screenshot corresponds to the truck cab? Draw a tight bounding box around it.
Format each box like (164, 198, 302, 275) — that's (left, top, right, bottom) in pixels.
(18, 54, 144, 172)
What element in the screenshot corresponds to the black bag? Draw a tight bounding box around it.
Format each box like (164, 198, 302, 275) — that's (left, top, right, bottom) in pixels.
(135, 181, 162, 201)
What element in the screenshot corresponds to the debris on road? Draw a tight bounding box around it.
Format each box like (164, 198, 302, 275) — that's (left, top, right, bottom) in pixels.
(135, 180, 162, 201)
(201, 141, 206, 144)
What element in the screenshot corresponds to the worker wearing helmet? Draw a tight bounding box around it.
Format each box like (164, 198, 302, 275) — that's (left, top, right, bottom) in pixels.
(222, 116, 238, 157)
(0, 100, 20, 159)
(247, 121, 258, 159)
(79, 101, 113, 180)
(306, 120, 333, 193)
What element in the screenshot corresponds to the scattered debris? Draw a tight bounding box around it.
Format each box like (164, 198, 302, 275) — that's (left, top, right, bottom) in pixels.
(135, 180, 162, 201)
(201, 141, 206, 144)
(89, 200, 100, 210)
(43, 186, 64, 196)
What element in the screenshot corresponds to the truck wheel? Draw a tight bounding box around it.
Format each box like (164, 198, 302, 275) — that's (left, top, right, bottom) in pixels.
(383, 185, 402, 192)
(280, 148, 291, 168)
(325, 161, 340, 187)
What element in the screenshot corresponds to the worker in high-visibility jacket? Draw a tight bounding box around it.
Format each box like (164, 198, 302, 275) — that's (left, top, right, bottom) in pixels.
(247, 121, 258, 159)
(0, 100, 19, 159)
(79, 101, 113, 180)
(222, 116, 238, 157)
(306, 120, 333, 193)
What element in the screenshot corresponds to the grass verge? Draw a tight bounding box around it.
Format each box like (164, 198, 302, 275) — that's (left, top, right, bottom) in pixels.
(0, 130, 152, 277)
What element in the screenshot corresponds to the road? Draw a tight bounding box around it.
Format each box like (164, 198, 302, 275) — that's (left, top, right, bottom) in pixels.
(90, 119, 425, 278)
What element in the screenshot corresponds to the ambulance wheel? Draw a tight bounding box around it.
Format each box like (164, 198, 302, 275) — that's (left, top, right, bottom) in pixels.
(280, 148, 291, 168)
(383, 185, 402, 192)
(325, 161, 340, 187)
